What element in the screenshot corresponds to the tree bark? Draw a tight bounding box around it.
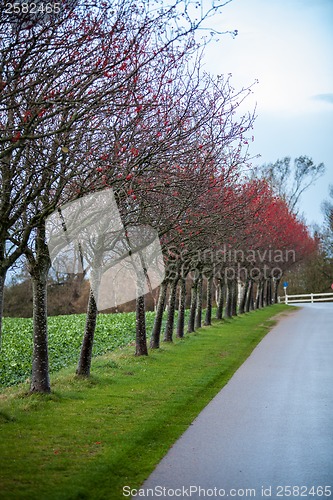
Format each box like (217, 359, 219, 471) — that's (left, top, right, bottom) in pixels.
(135, 293, 148, 356)
(216, 279, 224, 320)
(195, 273, 203, 329)
(250, 280, 255, 310)
(76, 253, 103, 375)
(30, 272, 51, 393)
(239, 278, 250, 314)
(176, 278, 186, 338)
(204, 275, 213, 326)
(273, 277, 281, 304)
(76, 287, 98, 376)
(255, 280, 262, 309)
(215, 284, 219, 309)
(187, 276, 198, 333)
(225, 279, 233, 318)
(231, 279, 238, 316)
(134, 266, 148, 356)
(164, 279, 178, 342)
(260, 280, 266, 307)
(27, 224, 51, 394)
(245, 279, 253, 313)
(150, 281, 167, 348)
(267, 278, 272, 305)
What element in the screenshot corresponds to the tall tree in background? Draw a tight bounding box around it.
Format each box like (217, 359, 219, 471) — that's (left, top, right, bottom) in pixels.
(253, 156, 325, 214)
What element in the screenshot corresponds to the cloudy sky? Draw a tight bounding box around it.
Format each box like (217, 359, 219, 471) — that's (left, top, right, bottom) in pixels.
(202, 0, 333, 227)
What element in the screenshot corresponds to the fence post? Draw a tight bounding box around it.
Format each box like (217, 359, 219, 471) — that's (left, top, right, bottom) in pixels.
(311, 293, 313, 304)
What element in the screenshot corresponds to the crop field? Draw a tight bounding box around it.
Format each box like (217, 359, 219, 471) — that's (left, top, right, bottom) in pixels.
(0, 311, 164, 388)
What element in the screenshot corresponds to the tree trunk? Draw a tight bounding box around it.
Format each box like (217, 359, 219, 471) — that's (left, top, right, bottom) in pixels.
(76, 286, 98, 376)
(164, 279, 178, 342)
(215, 284, 219, 309)
(267, 278, 272, 305)
(135, 293, 148, 356)
(204, 275, 213, 326)
(245, 279, 253, 313)
(0, 271, 5, 349)
(273, 277, 281, 304)
(134, 266, 148, 356)
(239, 278, 250, 314)
(27, 225, 51, 394)
(260, 280, 266, 307)
(216, 279, 224, 320)
(231, 279, 238, 316)
(30, 255, 51, 393)
(176, 278, 186, 338)
(225, 279, 233, 318)
(255, 280, 261, 309)
(249, 280, 255, 310)
(195, 273, 203, 329)
(76, 258, 103, 376)
(150, 281, 167, 348)
(187, 276, 198, 333)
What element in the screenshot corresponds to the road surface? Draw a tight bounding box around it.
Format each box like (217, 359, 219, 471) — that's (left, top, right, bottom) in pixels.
(139, 304, 333, 499)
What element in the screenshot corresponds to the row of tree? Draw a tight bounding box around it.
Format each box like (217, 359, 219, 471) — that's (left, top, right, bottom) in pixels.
(0, 0, 319, 393)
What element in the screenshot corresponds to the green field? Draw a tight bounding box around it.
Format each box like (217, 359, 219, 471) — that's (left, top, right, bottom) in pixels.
(0, 311, 159, 387)
(0, 305, 293, 499)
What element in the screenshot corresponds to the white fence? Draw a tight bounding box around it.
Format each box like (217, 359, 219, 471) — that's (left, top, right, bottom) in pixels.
(279, 292, 333, 304)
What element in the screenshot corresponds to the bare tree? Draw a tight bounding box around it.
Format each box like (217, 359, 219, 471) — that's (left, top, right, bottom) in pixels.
(253, 156, 325, 213)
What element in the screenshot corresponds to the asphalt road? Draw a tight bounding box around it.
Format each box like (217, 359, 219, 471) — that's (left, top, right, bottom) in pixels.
(139, 304, 333, 499)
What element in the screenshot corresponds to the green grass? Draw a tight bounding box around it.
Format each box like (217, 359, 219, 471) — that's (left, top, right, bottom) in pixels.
(0, 305, 293, 500)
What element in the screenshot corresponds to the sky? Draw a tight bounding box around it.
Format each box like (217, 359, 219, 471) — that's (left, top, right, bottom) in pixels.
(201, 0, 333, 227)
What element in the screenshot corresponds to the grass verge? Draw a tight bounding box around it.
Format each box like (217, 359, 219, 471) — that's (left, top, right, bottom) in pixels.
(0, 305, 294, 500)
